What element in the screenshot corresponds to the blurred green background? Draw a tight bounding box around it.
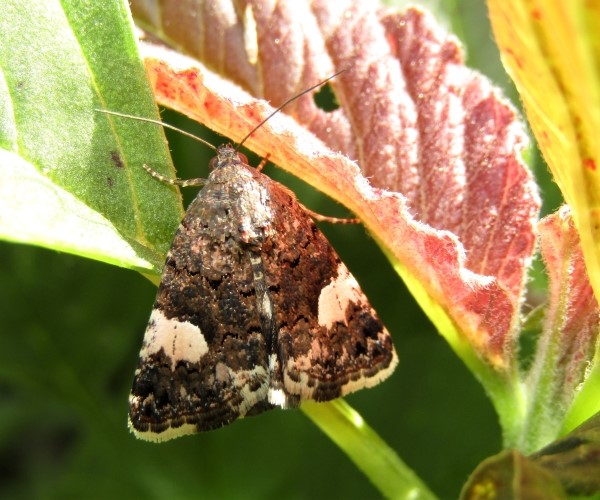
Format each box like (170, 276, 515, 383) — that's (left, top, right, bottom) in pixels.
(0, 1, 561, 498)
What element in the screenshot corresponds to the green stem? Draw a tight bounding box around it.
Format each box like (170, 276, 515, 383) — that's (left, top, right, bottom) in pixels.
(302, 399, 437, 500)
(388, 255, 526, 450)
(562, 355, 600, 434)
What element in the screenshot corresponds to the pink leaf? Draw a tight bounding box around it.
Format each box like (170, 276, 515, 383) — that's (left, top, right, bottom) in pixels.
(536, 208, 600, 405)
(132, 1, 540, 369)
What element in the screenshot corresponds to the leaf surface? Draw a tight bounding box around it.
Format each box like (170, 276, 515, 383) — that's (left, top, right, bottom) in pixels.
(528, 208, 600, 442)
(132, 1, 540, 377)
(460, 449, 566, 500)
(488, 0, 600, 308)
(0, 1, 182, 271)
(530, 411, 600, 496)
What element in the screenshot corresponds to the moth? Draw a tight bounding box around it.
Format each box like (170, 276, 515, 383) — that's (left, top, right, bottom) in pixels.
(101, 74, 398, 442)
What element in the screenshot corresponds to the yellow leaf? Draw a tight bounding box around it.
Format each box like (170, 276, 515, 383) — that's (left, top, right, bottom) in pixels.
(488, 0, 600, 301)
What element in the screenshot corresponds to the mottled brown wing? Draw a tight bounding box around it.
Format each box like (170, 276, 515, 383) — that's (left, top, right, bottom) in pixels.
(255, 171, 398, 404)
(129, 164, 275, 442)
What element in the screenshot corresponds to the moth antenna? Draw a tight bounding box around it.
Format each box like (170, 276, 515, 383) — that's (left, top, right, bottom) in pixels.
(235, 68, 347, 151)
(95, 109, 218, 153)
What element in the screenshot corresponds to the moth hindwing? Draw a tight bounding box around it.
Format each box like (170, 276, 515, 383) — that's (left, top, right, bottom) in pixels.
(129, 144, 398, 442)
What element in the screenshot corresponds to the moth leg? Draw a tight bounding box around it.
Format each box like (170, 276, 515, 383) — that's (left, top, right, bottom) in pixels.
(143, 164, 207, 187)
(255, 153, 272, 172)
(299, 203, 360, 225)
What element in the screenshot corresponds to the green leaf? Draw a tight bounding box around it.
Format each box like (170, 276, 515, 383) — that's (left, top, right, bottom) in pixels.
(460, 449, 566, 500)
(531, 411, 600, 496)
(0, 149, 151, 269)
(464, 413, 600, 498)
(0, 0, 183, 271)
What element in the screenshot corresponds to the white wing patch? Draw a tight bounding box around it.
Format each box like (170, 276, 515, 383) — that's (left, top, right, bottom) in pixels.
(140, 309, 209, 369)
(317, 264, 363, 329)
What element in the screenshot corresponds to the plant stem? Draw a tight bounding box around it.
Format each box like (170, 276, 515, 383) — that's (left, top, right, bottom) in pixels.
(302, 399, 438, 500)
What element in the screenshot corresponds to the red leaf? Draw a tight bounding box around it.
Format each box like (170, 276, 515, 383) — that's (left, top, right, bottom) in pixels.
(132, 1, 540, 369)
(536, 208, 600, 406)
